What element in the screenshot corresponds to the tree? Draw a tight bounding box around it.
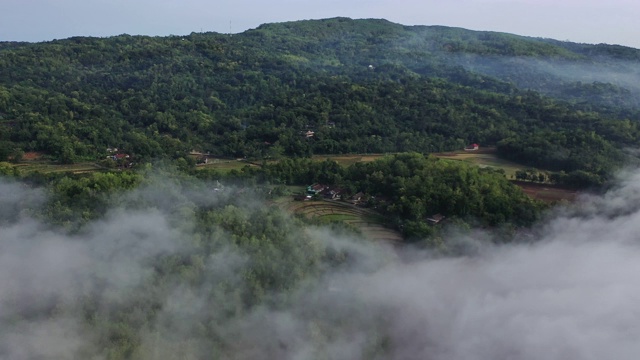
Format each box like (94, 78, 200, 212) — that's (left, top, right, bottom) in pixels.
(538, 172, 546, 183)
(59, 143, 76, 164)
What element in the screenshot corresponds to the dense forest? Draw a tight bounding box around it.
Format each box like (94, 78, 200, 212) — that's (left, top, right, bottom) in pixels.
(0, 155, 542, 358)
(241, 153, 542, 240)
(2, 160, 638, 359)
(1, 151, 542, 238)
(1, 18, 640, 185)
(0, 171, 352, 359)
(2, 18, 640, 359)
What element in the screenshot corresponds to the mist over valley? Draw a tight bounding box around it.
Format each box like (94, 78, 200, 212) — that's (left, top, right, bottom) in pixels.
(2, 168, 640, 359)
(1, 17, 640, 359)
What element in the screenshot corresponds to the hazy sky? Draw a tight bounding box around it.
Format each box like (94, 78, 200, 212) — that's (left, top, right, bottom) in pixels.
(1, 0, 638, 48)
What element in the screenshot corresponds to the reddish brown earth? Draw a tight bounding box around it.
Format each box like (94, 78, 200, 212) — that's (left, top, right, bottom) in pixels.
(22, 152, 44, 160)
(511, 181, 578, 202)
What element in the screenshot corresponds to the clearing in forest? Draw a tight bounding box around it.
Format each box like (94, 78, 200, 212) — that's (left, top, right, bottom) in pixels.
(314, 151, 525, 178)
(433, 148, 580, 201)
(274, 197, 404, 243)
(432, 148, 524, 179)
(195, 157, 259, 173)
(512, 181, 578, 202)
(311, 154, 387, 167)
(13, 160, 103, 174)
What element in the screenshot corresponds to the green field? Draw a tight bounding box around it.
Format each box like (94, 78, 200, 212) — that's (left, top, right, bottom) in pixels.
(311, 154, 387, 167)
(432, 150, 527, 179)
(13, 161, 104, 174)
(313, 151, 529, 179)
(195, 158, 260, 173)
(15, 149, 524, 178)
(274, 196, 403, 243)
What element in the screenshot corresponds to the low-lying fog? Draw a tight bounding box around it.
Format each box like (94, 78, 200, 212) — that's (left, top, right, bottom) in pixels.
(2, 169, 640, 359)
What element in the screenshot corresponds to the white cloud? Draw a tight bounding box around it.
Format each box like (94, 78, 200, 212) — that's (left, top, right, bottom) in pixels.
(4, 168, 640, 358)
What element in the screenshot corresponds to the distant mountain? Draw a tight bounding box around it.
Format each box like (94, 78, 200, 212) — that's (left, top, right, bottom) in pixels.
(247, 18, 640, 109)
(0, 17, 638, 185)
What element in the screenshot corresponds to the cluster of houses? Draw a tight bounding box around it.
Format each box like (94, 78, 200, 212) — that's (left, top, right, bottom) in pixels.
(106, 148, 129, 159)
(297, 183, 446, 225)
(296, 184, 345, 201)
(294, 184, 357, 202)
(295, 184, 368, 206)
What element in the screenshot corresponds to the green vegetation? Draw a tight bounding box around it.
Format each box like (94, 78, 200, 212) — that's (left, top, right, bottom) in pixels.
(275, 196, 403, 242)
(0, 154, 543, 358)
(2, 15, 636, 244)
(202, 153, 543, 240)
(2, 17, 640, 359)
(432, 149, 525, 179)
(0, 174, 343, 358)
(13, 160, 103, 174)
(195, 158, 259, 173)
(342, 153, 542, 240)
(1, 17, 639, 187)
(3, 150, 543, 240)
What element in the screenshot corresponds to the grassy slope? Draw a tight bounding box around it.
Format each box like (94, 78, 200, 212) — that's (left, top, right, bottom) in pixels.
(431, 148, 524, 179)
(274, 196, 403, 242)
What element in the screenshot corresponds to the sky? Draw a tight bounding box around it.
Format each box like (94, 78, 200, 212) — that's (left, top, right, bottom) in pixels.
(1, 0, 639, 48)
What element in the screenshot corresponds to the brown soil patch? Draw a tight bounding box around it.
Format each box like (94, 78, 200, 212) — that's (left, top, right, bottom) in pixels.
(22, 152, 44, 160)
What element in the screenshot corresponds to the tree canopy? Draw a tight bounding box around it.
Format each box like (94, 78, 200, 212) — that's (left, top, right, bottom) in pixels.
(1, 17, 639, 186)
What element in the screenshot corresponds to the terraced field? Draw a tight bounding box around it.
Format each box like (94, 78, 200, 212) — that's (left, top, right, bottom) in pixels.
(13, 161, 103, 174)
(275, 197, 403, 243)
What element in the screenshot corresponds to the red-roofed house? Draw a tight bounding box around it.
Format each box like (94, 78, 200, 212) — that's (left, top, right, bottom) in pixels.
(107, 153, 130, 161)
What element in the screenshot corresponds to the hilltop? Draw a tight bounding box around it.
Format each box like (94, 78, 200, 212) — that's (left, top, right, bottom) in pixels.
(1, 17, 639, 186)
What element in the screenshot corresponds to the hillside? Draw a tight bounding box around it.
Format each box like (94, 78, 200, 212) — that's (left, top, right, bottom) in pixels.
(1, 17, 639, 185)
(2, 19, 640, 358)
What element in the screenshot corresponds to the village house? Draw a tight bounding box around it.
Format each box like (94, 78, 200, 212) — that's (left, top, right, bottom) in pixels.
(426, 214, 445, 225)
(307, 184, 327, 195)
(323, 187, 344, 200)
(107, 153, 130, 161)
(348, 192, 365, 205)
(464, 143, 479, 151)
(196, 156, 208, 165)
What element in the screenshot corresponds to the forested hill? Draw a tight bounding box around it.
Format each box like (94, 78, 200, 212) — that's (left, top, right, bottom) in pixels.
(1, 17, 639, 184)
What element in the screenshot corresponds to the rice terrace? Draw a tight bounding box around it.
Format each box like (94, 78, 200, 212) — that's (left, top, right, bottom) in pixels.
(274, 196, 404, 243)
